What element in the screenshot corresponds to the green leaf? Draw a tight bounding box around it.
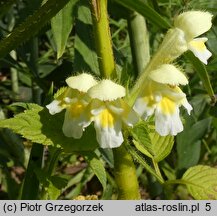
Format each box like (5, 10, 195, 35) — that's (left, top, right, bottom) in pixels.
(51, 0, 78, 59)
(130, 122, 153, 158)
(34, 166, 49, 186)
(130, 122, 174, 162)
(177, 118, 211, 170)
(74, 0, 100, 75)
(190, 94, 209, 119)
(126, 142, 164, 184)
(84, 152, 107, 191)
(65, 167, 94, 199)
(47, 175, 68, 199)
(0, 104, 98, 152)
(185, 51, 216, 105)
(161, 162, 176, 181)
(0, 0, 72, 59)
(34, 168, 67, 199)
(99, 148, 114, 168)
(20, 144, 44, 199)
(47, 181, 61, 200)
(149, 131, 174, 162)
(182, 165, 217, 200)
(113, 0, 171, 29)
(10, 102, 41, 110)
(0, 128, 25, 164)
(50, 175, 68, 190)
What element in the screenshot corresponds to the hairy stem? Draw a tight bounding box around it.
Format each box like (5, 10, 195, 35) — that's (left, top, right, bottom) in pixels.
(90, 0, 116, 78)
(90, 0, 140, 199)
(113, 144, 141, 199)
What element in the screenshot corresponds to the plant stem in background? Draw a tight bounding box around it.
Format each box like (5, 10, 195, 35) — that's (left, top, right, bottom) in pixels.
(90, 0, 116, 78)
(8, 13, 19, 101)
(113, 144, 141, 199)
(10, 51, 19, 101)
(127, 11, 150, 76)
(21, 38, 44, 199)
(90, 0, 140, 199)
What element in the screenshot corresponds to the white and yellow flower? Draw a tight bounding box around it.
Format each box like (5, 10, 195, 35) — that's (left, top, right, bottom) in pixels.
(133, 64, 192, 136)
(46, 73, 98, 138)
(174, 11, 213, 64)
(47, 75, 139, 148)
(87, 80, 139, 148)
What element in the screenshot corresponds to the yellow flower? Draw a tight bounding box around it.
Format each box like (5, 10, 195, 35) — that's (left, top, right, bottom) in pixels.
(87, 80, 139, 148)
(174, 11, 213, 64)
(134, 64, 192, 136)
(46, 73, 98, 138)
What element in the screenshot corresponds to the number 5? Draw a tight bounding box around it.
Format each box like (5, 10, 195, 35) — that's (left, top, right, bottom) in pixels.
(205, 203, 211, 211)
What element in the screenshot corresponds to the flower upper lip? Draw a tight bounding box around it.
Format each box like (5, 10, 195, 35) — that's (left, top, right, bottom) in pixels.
(174, 11, 213, 40)
(87, 79, 126, 101)
(66, 73, 98, 92)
